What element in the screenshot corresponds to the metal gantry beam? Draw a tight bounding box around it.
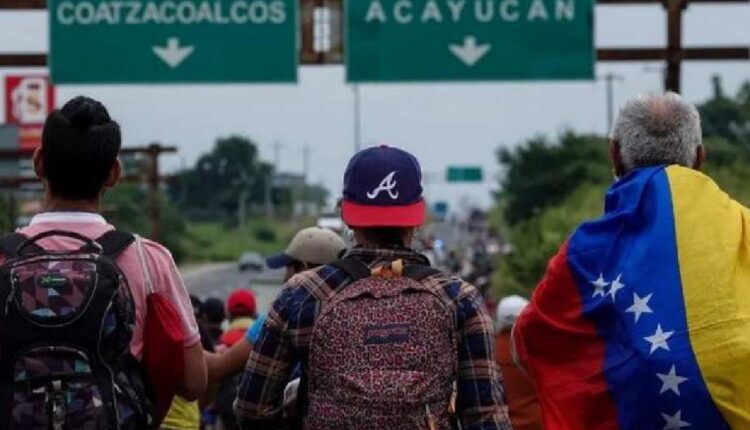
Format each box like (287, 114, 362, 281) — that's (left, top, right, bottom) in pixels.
(5, 0, 748, 8)
(1, 0, 749, 89)
(597, 47, 750, 61)
(0, 0, 45, 8)
(0, 54, 46, 67)
(0, 145, 177, 159)
(596, 0, 747, 3)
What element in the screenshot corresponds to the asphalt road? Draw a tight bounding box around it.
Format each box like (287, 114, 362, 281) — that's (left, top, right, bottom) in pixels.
(182, 263, 285, 314)
(180, 221, 468, 314)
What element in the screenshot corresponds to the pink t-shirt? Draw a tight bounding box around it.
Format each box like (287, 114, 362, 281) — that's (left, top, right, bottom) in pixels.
(5, 212, 201, 358)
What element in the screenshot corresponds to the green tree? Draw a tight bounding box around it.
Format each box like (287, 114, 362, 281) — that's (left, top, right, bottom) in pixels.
(699, 76, 750, 150)
(492, 131, 612, 297)
(495, 183, 607, 297)
(497, 131, 611, 225)
(170, 136, 273, 221)
(103, 184, 187, 262)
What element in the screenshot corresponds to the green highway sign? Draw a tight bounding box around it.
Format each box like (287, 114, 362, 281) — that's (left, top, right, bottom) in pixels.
(345, 0, 594, 82)
(49, 0, 297, 83)
(446, 166, 483, 182)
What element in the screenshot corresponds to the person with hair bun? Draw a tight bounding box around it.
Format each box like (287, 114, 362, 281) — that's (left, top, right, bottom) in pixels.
(39, 96, 125, 202)
(0, 96, 207, 428)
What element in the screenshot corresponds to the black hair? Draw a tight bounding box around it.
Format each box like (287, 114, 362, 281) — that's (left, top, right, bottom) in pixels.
(358, 227, 411, 247)
(201, 297, 226, 324)
(41, 96, 121, 200)
(189, 294, 203, 317)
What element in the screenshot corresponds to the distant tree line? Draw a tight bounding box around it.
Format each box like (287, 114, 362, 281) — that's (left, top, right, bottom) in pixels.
(97, 135, 330, 263)
(168, 136, 328, 223)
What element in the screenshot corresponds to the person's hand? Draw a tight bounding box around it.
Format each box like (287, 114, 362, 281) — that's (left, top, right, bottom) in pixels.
(283, 378, 301, 423)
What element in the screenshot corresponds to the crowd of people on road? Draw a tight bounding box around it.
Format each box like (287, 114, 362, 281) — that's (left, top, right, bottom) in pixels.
(0, 91, 747, 430)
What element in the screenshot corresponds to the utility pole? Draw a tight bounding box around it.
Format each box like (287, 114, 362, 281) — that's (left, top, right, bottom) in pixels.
(265, 142, 282, 220)
(353, 85, 362, 153)
(302, 144, 311, 216)
(273, 141, 283, 170)
(238, 188, 248, 229)
(146, 145, 161, 241)
(236, 169, 250, 229)
(602, 72, 624, 134)
(264, 169, 273, 220)
(144, 143, 177, 242)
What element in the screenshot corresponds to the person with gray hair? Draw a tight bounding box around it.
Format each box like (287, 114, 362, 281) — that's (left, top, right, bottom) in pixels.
(611, 92, 705, 176)
(512, 93, 750, 429)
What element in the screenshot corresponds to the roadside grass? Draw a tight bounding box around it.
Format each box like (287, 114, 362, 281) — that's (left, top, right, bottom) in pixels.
(182, 218, 304, 263)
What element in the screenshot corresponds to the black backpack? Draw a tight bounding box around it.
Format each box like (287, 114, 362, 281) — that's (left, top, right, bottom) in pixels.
(0, 230, 153, 430)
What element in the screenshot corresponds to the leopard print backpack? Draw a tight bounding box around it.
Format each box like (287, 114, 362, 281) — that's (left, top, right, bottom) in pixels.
(306, 258, 457, 430)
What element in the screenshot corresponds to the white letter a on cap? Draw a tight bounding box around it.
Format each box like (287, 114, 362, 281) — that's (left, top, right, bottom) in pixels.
(367, 171, 399, 200)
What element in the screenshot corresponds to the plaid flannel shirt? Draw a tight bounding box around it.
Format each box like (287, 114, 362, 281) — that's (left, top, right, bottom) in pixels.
(234, 246, 512, 430)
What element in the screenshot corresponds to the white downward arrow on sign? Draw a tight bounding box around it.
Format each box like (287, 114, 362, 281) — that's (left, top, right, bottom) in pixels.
(152, 37, 194, 68)
(449, 36, 491, 67)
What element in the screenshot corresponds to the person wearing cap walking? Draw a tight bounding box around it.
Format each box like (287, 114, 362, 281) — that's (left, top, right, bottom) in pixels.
(495, 296, 543, 430)
(234, 145, 512, 430)
(266, 226, 349, 282)
(204, 227, 347, 382)
(220, 289, 258, 348)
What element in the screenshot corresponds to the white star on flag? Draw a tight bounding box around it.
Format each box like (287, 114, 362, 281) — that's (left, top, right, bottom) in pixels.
(591, 273, 609, 298)
(626, 292, 654, 323)
(662, 410, 691, 429)
(657, 365, 689, 395)
(644, 324, 675, 354)
(608, 274, 626, 301)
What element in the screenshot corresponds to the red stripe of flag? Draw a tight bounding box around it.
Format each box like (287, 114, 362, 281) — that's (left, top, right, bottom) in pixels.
(514, 242, 619, 430)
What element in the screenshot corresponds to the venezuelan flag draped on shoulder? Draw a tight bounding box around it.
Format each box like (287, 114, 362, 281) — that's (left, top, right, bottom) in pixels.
(514, 165, 750, 430)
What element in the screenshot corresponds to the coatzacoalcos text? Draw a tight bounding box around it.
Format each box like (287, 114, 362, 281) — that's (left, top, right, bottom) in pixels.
(56, 0, 287, 25)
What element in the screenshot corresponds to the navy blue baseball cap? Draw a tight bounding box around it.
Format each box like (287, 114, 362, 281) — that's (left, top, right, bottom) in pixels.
(341, 145, 425, 227)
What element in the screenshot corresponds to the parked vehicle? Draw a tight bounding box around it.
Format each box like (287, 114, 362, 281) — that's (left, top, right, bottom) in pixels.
(238, 252, 264, 272)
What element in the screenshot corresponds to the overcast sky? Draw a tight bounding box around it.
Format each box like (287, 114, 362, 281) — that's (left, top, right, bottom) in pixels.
(1, 4, 748, 210)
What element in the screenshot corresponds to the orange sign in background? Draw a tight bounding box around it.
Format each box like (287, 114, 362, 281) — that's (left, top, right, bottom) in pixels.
(4, 75, 55, 150)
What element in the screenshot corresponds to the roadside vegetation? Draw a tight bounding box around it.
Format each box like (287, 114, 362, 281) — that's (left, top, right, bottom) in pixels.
(181, 219, 305, 263)
(100, 135, 328, 263)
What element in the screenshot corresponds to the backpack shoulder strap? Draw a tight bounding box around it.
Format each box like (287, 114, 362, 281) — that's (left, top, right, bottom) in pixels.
(402, 264, 442, 281)
(95, 230, 135, 259)
(328, 257, 372, 283)
(0, 233, 39, 258)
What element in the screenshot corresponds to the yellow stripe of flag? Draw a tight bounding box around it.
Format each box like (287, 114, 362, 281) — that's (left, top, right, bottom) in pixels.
(667, 165, 750, 428)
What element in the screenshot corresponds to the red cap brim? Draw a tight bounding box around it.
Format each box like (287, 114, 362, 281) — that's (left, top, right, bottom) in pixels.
(342, 199, 425, 228)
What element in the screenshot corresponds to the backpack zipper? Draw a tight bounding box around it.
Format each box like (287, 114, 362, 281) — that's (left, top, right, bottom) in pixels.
(9, 256, 105, 328)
